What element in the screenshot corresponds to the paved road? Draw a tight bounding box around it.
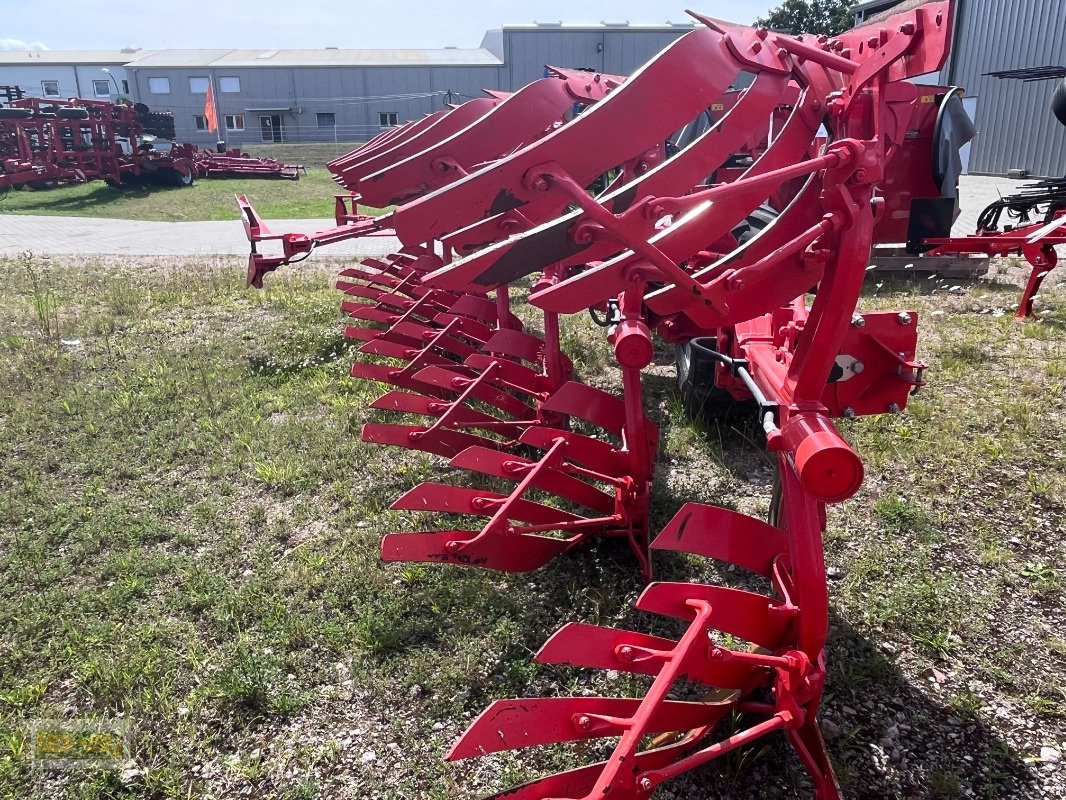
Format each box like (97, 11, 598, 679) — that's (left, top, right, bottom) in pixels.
(0, 215, 402, 259)
(0, 175, 1032, 259)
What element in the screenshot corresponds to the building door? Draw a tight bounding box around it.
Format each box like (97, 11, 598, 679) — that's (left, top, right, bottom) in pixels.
(259, 115, 283, 143)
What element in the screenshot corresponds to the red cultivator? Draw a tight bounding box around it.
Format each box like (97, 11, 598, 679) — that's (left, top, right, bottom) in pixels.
(0, 93, 304, 191)
(0, 97, 197, 189)
(243, 3, 964, 796)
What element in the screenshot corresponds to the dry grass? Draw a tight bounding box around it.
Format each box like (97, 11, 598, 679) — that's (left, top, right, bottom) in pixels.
(0, 254, 1063, 800)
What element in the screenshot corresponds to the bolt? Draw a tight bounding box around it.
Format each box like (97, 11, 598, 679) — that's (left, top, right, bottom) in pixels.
(851, 314, 866, 328)
(531, 176, 549, 192)
(639, 777, 653, 791)
(751, 41, 763, 55)
(756, 27, 769, 40)
(897, 311, 912, 325)
(843, 407, 856, 418)
(854, 169, 869, 182)
(899, 22, 916, 35)
(575, 715, 592, 731)
(888, 403, 901, 414)
(445, 540, 461, 552)
(851, 361, 865, 375)
(617, 645, 634, 660)
(867, 35, 880, 48)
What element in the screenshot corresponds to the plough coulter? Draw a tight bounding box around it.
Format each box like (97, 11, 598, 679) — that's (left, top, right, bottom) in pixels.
(242, 2, 973, 796)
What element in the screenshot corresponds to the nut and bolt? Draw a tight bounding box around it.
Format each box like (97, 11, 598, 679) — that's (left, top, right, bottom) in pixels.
(843, 407, 856, 418)
(888, 403, 901, 413)
(897, 312, 912, 325)
(850, 361, 865, 375)
(639, 777, 653, 791)
(851, 314, 866, 328)
(575, 715, 592, 731)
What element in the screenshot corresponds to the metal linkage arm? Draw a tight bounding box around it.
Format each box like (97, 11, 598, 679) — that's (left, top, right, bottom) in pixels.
(359, 70, 623, 207)
(388, 26, 750, 246)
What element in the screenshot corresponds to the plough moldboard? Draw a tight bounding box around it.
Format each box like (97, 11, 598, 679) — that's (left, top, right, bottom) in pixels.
(239, 3, 974, 797)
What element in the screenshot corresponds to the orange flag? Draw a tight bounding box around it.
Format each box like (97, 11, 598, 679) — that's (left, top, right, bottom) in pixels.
(204, 81, 218, 133)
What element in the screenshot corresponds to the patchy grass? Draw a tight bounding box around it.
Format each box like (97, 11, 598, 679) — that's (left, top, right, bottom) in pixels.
(0, 255, 1063, 800)
(240, 142, 367, 169)
(0, 167, 389, 223)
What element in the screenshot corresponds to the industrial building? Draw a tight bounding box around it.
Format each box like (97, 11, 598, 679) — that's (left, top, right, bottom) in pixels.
(852, 0, 1065, 177)
(1, 4, 1063, 177)
(0, 23, 695, 146)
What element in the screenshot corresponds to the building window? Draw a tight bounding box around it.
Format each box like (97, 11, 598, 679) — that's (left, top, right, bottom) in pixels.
(317, 112, 336, 128)
(193, 115, 208, 131)
(189, 76, 209, 94)
(148, 77, 171, 94)
(219, 77, 240, 93)
(225, 115, 245, 131)
(92, 80, 111, 97)
(121, 79, 129, 94)
(378, 112, 398, 127)
(41, 80, 60, 97)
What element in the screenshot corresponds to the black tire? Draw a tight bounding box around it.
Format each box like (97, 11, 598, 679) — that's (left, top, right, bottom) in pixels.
(1052, 77, 1066, 128)
(731, 204, 779, 246)
(675, 341, 757, 421)
(166, 163, 194, 187)
(0, 108, 33, 120)
(55, 108, 89, 120)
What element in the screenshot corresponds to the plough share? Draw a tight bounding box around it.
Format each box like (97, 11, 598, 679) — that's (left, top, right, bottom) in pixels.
(241, 3, 967, 797)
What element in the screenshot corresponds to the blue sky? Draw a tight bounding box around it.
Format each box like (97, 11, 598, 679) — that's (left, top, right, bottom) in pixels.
(2, 0, 779, 51)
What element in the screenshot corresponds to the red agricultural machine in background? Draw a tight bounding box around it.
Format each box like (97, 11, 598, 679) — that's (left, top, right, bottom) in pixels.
(238, 2, 1026, 797)
(0, 92, 303, 191)
(923, 69, 1066, 318)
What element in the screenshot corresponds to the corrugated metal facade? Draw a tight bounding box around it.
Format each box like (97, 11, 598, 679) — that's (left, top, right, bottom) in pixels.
(129, 64, 505, 144)
(948, 0, 1066, 177)
(129, 26, 693, 145)
(500, 26, 693, 88)
(855, 0, 1066, 177)
(0, 26, 693, 145)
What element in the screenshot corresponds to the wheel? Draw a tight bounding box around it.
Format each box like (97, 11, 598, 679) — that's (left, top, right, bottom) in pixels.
(55, 108, 89, 120)
(675, 339, 757, 420)
(1052, 77, 1066, 128)
(0, 108, 33, 120)
(164, 163, 194, 187)
(731, 204, 778, 245)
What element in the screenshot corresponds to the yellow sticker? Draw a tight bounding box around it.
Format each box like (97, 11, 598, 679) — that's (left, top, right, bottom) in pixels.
(920, 95, 935, 104)
(711, 103, 725, 111)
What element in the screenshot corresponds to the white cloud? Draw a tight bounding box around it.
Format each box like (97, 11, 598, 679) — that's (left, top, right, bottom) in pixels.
(0, 38, 49, 51)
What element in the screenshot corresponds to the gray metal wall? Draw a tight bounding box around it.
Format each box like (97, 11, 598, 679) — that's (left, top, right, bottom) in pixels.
(126, 28, 691, 146)
(949, 0, 1066, 177)
(501, 27, 691, 87)
(130, 64, 504, 145)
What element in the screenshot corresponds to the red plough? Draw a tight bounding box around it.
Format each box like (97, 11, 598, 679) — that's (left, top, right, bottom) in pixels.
(244, 2, 971, 796)
(239, 68, 624, 286)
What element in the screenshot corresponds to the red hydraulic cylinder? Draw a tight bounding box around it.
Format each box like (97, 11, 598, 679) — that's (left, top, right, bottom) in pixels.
(779, 412, 864, 504)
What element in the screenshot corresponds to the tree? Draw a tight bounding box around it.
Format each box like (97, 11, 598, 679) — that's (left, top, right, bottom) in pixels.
(754, 0, 855, 36)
